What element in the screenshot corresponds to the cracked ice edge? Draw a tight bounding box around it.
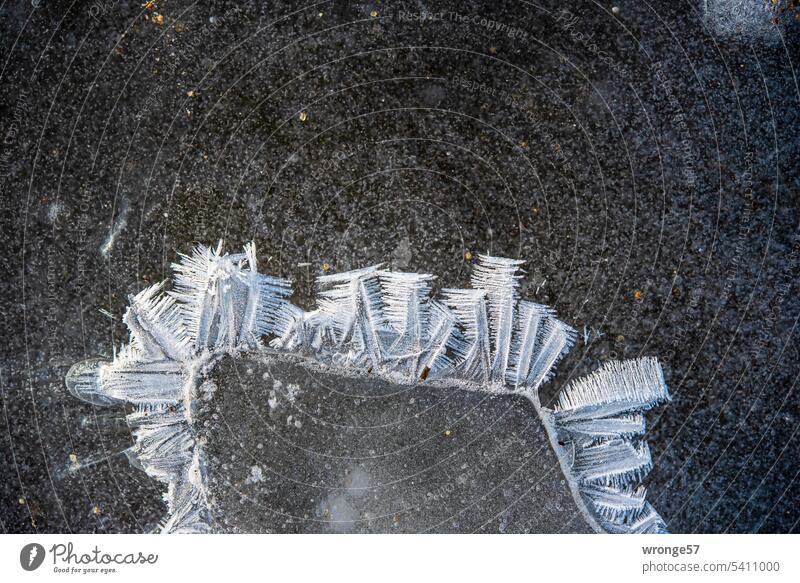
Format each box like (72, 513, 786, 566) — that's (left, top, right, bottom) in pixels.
(66, 241, 669, 533)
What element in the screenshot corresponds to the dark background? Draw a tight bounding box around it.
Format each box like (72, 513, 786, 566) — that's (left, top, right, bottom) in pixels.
(0, 0, 798, 533)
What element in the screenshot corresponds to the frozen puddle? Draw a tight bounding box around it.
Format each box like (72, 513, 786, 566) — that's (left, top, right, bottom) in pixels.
(66, 242, 669, 533)
(201, 351, 591, 533)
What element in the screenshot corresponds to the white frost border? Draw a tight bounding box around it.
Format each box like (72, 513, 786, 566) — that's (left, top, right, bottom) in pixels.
(67, 242, 669, 533)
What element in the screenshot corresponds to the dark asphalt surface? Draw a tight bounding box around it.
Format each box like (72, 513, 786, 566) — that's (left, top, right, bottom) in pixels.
(0, 0, 798, 533)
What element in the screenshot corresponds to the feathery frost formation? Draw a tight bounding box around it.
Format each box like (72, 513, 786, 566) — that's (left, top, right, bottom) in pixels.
(66, 243, 292, 533)
(272, 253, 575, 390)
(551, 358, 670, 533)
(66, 242, 669, 533)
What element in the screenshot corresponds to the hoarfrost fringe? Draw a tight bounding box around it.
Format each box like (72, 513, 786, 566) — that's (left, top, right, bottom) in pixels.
(550, 358, 671, 533)
(66, 242, 670, 533)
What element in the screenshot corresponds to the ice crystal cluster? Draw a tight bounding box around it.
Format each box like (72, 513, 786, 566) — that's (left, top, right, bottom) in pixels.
(703, 0, 790, 43)
(66, 242, 670, 533)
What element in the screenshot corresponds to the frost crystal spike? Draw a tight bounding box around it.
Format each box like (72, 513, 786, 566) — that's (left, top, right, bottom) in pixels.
(378, 270, 436, 378)
(470, 255, 524, 383)
(66, 243, 670, 533)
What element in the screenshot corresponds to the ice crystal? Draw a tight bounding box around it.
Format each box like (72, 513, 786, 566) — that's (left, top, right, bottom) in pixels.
(550, 358, 671, 533)
(703, 0, 788, 43)
(66, 242, 670, 533)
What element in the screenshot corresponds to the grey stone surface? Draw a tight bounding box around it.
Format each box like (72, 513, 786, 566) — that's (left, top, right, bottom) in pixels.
(0, 0, 798, 533)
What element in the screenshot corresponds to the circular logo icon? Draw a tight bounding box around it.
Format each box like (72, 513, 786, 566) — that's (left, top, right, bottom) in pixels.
(20, 543, 46, 571)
